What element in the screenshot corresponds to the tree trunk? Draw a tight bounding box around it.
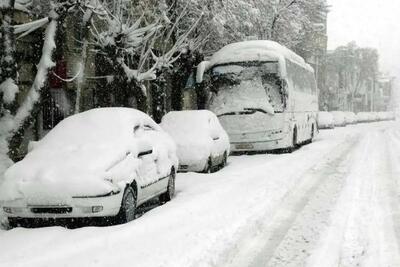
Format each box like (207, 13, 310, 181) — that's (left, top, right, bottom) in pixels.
(0, 0, 18, 115)
(0, 5, 62, 162)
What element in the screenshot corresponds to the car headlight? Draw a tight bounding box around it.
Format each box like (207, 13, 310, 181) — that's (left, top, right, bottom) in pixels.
(3, 207, 24, 214)
(3, 207, 12, 214)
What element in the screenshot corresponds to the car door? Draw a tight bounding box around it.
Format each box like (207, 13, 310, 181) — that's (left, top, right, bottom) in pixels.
(141, 124, 169, 197)
(209, 116, 223, 164)
(136, 146, 158, 202)
(135, 125, 160, 202)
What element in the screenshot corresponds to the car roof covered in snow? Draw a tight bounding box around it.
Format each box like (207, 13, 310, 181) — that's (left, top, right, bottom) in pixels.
(208, 40, 314, 72)
(38, 107, 160, 148)
(161, 110, 216, 129)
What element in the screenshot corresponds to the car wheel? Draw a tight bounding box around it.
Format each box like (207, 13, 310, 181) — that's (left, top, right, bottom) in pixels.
(204, 157, 212, 173)
(221, 152, 228, 168)
(7, 218, 34, 229)
(310, 124, 315, 142)
(116, 186, 137, 224)
(7, 218, 22, 229)
(160, 169, 176, 203)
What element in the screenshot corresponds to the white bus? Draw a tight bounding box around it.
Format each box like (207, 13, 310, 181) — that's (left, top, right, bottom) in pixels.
(196, 40, 318, 153)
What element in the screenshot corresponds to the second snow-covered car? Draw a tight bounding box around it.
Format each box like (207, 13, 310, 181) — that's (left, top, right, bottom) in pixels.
(161, 110, 230, 173)
(0, 108, 178, 227)
(317, 111, 335, 129)
(331, 111, 346, 127)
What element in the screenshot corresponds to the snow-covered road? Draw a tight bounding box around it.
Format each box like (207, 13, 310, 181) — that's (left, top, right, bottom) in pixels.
(1, 121, 400, 267)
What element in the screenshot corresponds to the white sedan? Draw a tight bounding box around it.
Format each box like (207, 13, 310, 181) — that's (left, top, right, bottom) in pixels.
(330, 111, 346, 127)
(161, 110, 230, 173)
(317, 111, 335, 129)
(0, 108, 178, 227)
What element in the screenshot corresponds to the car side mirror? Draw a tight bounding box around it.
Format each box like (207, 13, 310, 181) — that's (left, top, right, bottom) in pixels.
(133, 124, 141, 133)
(210, 130, 220, 141)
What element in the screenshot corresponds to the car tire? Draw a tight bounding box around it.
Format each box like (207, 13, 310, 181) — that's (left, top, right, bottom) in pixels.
(7, 218, 22, 229)
(116, 186, 137, 224)
(204, 157, 212, 173)
(221, 152, 228, 168)
(7, 218, 34, 229)
(310, 124, 315, 142)
(160, 169, 176, 203)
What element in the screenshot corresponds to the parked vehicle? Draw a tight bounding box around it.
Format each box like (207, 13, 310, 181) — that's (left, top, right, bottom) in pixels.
(1, 108, 178, 227)
(161, 110, 230, 173)
(197, 40, 318, 153)
(331, 111, 346, 127)
(356, 112, 370, 123)
(344, 112, 357, 124)
(317, 111, 335, 129)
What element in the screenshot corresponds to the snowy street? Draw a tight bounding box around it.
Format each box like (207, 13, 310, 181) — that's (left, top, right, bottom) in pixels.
(0, 121, 399, 267)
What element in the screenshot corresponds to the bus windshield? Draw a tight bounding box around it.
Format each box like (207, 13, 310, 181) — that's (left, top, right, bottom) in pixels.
(208, 62, 286, 116)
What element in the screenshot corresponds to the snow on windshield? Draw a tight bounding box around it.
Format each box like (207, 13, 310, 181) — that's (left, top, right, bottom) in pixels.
(209, 63, 285, 116)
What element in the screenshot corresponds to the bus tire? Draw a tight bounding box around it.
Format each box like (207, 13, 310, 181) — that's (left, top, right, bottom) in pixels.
(310, 124, 315, 142)
(287, 127, 297, 153)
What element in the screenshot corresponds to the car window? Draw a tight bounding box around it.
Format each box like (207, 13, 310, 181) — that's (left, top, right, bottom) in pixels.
(143, 124, 156, 131)
(209, 116, 220, 135)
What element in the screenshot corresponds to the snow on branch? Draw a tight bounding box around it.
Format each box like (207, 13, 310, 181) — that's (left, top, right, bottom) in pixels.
(0, 78, 18, 104)
(8, 19, 57, 135)
(87, 0, 203, 89)
(14, 17, 49, 39)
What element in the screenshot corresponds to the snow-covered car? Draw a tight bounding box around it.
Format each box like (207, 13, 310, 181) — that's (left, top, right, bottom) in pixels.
(356, 112, 370, 123)
(377, 112, 388, 121)
(370, 112, 380, 122)
(317, 111, 335, 129)
(388, 111, 396, 121)
(0, 108, 178, 227)
(161, 110, 230, 173)
(330, 111, 346, 127)
(344, 112, 357, 125)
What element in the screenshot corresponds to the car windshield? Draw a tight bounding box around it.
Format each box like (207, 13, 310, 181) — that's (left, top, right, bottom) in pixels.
(208, 62, 285, 116)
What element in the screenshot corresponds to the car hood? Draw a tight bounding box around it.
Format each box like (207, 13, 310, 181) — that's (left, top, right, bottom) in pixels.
(0, 145, 128, 202)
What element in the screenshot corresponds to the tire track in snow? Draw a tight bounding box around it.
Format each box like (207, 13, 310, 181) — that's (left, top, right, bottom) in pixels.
(226, 131, 361, 267)
(307, 126, 400, 267)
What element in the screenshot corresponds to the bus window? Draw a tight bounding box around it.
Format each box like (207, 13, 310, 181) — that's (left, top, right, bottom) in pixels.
(262, 74, 285, 112)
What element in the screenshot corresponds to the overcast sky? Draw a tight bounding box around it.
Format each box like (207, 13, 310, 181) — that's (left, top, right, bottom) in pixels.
(327, 0, 400, 76)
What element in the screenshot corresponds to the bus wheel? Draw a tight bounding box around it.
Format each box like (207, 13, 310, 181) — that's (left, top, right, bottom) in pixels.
(310, 124, 315, 142)
(287, 127, 297, 153)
